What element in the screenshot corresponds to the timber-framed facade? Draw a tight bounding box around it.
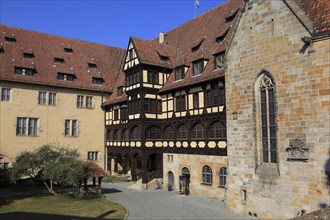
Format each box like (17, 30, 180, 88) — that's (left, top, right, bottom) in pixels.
(103, 0, 244, 197)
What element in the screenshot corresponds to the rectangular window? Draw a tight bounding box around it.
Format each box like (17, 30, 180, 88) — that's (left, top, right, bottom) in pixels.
(14, 67, 35, 76)
(57, 72, 75, 81)
(88, 63, 97, 68)
(176, 95, 186, 111)
(86, 96, 93, 108)
(17, 117, 39, 136)
(54, 57, 65, 64)
(193, 93, 199, 109)
(16, 117, 27, 136)
(23, 52, 34, 59)
(147, 71, 158, 84)
(114, 109, 119, 120)
(64, 47, 73, 53)
(117, 87, 123, 96)
(215, 52, 225, 69)
(65, 120, 71, 137)
(1, 88, 11, 101)
(48, 92, 56, 106)
(92, 77, 104, 85)
(193, 60, 204, 76)
(88, 151, 99, 161)
(72, 120, 78, 136)
(205, 90, 212, 107)
(77, 95, 84, 108)
(65, 119, 78, 137)
(38, 91, 47, 105)
(144, 99, 149, 112)
(175, 67, 185, 81)
(28, 118, 38, 136)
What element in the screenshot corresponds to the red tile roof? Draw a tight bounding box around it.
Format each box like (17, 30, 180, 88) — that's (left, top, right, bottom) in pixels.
(131, 37, 177, 69)
(0, 25, 125, 93)
(158, 0, 244, 92)
(102, 70, 127, 106)
(296, 0, 330, 33)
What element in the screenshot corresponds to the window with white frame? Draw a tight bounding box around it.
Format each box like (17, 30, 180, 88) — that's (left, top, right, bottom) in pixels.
(48, 92, 56, 106)
(88, 151, 99, 161)
(65, 119, 78, 137)
(16, 117, 39, 136)
(202, 165, 212, 184)
(1, 88, 11, 101)
(86, 96, 93, 108)
(77, 95, 84, 108)
(38, 91, 46, 105)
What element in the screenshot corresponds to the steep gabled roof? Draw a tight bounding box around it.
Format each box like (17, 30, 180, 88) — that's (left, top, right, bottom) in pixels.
(296, 0, 330, 33)
(158, 0, 244, 92)
(102, 69, 127, 107)
(0, 25, 126, 93)
(130, 37, 177, 69)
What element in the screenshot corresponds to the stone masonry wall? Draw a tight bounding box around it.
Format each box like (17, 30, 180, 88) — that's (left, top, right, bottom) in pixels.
(163, 153, 227, 199)
(225, 1, 329, 219)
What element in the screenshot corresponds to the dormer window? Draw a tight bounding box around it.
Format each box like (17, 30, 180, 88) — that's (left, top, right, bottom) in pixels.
(92, 77, 104, 85)
(175, 66, 185, 81)
(117, 87, 123, 96)
(54, 57, 65, 64)
(192, 37, 205, 52)
(193, 60, 204, 76)
(57, 72, 76, 81)
(216, 28, 230, 43)
(23, 52, 35, 59)
(225, 9, 239, 23)
(157, 50, 169, 61)
(88, 63, 97, 68)
(64, 47, 73, 53)
(14, 67, 35, 76)
(215, 51, 226, 69)
(5, 36, 16, 42)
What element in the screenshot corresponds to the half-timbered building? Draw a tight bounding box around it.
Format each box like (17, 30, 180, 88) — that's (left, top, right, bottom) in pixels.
(103, 0, 244, 198)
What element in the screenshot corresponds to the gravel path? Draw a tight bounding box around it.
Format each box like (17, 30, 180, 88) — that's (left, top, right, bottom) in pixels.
(103, 182, 252, 220)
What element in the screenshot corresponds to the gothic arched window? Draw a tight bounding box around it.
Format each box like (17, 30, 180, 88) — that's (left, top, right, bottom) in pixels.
(258, 74, 277, 163)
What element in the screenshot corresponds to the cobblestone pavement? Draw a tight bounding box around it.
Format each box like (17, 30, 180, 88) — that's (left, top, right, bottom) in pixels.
(103, 182, 252, 220)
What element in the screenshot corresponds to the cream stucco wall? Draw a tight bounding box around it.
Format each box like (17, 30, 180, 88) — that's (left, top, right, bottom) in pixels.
(0, 81, 105, 167)
(163, 153, 228, 199)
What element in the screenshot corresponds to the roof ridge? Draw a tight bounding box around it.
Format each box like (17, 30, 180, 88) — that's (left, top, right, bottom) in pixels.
(0, 24, 126, 50)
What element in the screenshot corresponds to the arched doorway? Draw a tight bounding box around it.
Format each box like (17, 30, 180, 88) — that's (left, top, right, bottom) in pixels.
(182, 167, 190, 195)
(168, 171, 174, 191)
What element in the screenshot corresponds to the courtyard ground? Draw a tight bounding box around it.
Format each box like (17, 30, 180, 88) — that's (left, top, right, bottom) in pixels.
(103, 182, 252, 220)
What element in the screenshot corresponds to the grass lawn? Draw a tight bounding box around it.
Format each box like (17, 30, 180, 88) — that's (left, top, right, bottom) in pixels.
(0, 188, 127, 220)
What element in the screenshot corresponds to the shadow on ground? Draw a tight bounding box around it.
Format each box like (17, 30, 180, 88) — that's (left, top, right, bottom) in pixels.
(102, 188, 122, 194)
(1, 210, 116, 220)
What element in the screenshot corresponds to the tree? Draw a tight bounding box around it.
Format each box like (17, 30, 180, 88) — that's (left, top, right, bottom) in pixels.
(11, 144, 87, 195)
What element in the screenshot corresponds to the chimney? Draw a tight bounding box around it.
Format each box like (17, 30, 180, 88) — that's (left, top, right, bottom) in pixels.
(159, 32, 165, 44)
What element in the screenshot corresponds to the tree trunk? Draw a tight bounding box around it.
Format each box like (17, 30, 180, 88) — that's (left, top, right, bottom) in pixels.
(43, 181, 59, 196)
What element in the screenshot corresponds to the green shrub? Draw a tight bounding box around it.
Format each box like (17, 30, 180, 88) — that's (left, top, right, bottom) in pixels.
(102, 175, 130, 183)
